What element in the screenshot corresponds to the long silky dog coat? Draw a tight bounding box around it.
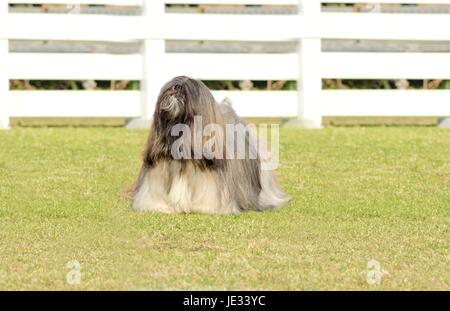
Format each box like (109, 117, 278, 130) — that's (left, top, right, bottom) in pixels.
(131, 76, 290, 213)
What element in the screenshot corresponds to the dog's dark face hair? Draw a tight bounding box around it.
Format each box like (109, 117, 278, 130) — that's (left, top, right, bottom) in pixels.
(154, 76, 215, 128)
(144, 76, 225, 168)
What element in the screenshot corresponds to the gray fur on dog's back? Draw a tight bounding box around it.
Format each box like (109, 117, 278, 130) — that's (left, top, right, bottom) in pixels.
(219, 98, 292, 210)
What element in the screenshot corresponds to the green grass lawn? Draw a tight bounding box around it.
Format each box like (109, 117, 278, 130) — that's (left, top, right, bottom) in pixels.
(0, 127, 449, 290)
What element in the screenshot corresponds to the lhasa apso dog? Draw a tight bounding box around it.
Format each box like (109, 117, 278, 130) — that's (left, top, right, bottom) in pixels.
(131, 76, 290, 214)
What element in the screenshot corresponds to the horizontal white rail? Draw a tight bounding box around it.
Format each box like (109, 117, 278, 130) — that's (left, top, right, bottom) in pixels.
(164, 54, 298, 81)
(10, 52, 450, 81)
(3, 13, 450, 42)
(10, 90, 450, 118)
(321, 53, 450, 80)
(315, 13, 450, 41)
(2, 14, 300, 42)
(213, 91, 297, 117)
(9, 53, 142, 80)
(9, 91, 297, 118)
(1, 14, 144, 41)
(9, 53, 298, 81)
(322, 90, 450, 117)
(10, 91, 142, 118)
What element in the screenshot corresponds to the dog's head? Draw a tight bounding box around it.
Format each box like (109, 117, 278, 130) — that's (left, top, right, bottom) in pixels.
(154, 76, 218, 127)
(146, 76, 226, 168)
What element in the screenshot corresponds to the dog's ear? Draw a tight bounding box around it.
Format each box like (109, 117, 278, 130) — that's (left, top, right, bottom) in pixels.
(142, 129, 159, 167)
(143, 143, 154, 167)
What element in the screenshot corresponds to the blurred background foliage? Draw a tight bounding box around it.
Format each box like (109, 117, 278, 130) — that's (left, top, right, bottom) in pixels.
(9, 79, 450, 91)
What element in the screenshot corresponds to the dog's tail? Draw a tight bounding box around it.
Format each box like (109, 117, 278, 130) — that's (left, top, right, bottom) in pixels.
(218, 97, 292, 211)
(258, 168, 292, 209)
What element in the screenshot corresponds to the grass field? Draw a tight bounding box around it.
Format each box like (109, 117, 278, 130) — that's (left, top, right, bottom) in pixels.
(0, 127, 449, 290)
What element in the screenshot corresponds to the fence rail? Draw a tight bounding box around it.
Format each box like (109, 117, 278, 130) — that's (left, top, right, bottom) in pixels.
(1, 0, 450, 129)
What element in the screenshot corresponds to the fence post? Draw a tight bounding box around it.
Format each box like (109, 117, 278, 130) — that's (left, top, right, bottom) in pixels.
(0, 2, 9, 130)
(127, 0, 165, 128)
(287, 0, 322, 128)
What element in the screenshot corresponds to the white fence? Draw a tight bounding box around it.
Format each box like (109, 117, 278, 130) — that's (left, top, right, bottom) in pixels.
(1, 0, 450, 129)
